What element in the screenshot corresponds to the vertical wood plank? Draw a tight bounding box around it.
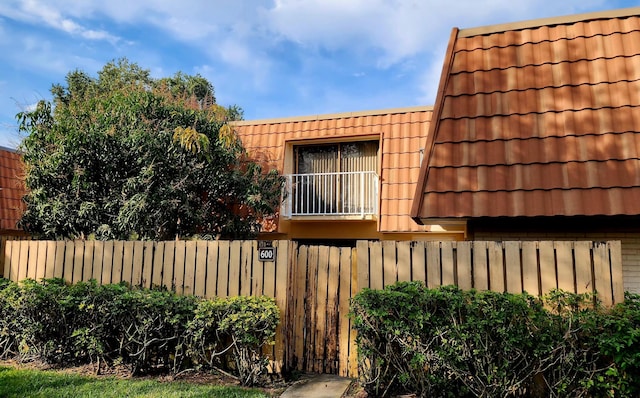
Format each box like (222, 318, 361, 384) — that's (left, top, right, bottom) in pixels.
(54, 241, 66, 279)
(397, 241, 411, 282)
(228, 241, 241, 296)
(293, 245, 308, 371)
(325, 246, 340, 374)
(593, 242, 613, 306)
(27, 241, 39, 280)
(356, 241, 369, 291)
(162, 241, 175, 291)
(151, 242, 164, 289)
(574, 241, 592, 294)
(0, 238, 8, 279)
(338, 247, 352, 377)
(5, 241, 15, 281)
(92, 241, 104, 284)
(369, 242, 383, 290)
(539, 241, 557, 295)
(314, 246, 330, 372)
(141, 241, 154, 289)
(36, 240, 47, 281)
(504, 241, 522, 293)
(456, 241, 472, 290)
(121, 241, 134, 285)
(273, 241, 289, 371)
(183, 241, 196, 296)
(101, 241, 114, 285)
(473, 241, 489, 290)
(441, 241, 455, 286)
(411, 241, 426, 284)
(426, 241, 441, 288)
(131, 241, 144, 287)
(194, 241, 207, 297)
(217, 241, 230, 297)
(112, 241, 124, 284)
(44, 241, 56, 279)
(305, 246, 319, 373)
(609, 241, 624, 305)
(239, 241, 253, 296)
(205, 241, 219, 298)
(63, 241, 75, 283)
(348, 247, 359, 377)
(252, 241, 264, 297)
(382, 241, 397, 288)
(18, 241, 31, 282)
(488, 241, 505, 292)
(174, 241, 186, 295)
(521, 241, 539, 296)
(555, 241, 575, 293)
(82, 241, 94, 282)
(72, 241, 84, 284)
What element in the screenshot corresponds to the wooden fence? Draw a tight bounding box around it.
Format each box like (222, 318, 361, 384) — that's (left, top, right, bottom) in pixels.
(2, 239, 625, 377)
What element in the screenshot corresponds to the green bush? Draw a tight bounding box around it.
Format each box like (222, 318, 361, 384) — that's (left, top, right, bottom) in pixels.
(350, 282, 640, 398)
(0, 278, 279, 386)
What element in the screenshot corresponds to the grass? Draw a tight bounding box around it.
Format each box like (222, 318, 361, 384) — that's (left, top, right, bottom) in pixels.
(0, 366, 271, 398)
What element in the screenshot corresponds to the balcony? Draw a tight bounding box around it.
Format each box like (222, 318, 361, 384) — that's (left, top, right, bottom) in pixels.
(282, 171, 378, 218)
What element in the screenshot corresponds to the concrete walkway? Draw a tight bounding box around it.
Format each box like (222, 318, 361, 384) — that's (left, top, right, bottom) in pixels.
(280, 374, 353, 398)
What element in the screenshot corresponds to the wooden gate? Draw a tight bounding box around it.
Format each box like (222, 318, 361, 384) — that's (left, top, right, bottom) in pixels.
(285, 245, 359, 377)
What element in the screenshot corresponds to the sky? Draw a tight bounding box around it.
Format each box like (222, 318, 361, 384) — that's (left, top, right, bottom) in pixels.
(0, 0, 639, 148)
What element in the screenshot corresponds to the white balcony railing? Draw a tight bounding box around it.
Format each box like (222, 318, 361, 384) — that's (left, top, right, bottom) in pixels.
(282, 171, 378, 218)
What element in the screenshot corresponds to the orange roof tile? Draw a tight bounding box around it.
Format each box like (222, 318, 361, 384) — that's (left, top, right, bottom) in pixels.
(412, 7, 640, 222)
(0, 148, 26, 232)
(234, 107, 433, 233)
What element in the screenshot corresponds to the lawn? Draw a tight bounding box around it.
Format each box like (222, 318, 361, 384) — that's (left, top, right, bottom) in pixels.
(0, 366, 271, 398)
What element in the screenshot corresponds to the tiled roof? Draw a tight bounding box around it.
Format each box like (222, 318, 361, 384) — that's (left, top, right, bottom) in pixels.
(412, 7, 640, 221)
(0, 148, 25, 232)
(234, 106, 433, 233)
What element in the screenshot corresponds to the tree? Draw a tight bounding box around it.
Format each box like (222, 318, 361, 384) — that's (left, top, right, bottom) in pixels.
(17, 58, 283, 240)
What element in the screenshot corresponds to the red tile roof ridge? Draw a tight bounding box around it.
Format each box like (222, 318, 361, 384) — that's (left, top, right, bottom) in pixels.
(232, 105, 433, 126)
(459, 7, 640, 38)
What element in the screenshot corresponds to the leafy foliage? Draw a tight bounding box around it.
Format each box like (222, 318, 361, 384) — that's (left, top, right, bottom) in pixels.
(350, 282, 640, 398)
(17, 58, 283, 240)
(0, 278, 279, 386)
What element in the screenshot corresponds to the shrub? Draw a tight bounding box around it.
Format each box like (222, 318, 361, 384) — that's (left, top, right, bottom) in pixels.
(350, 282, 640, 398)
(0, 278, 279, 386)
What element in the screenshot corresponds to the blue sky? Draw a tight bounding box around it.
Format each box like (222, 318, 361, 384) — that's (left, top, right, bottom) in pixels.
(0, 0, 638, 148)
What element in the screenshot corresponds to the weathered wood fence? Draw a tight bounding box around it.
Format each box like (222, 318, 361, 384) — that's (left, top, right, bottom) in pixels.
(2, 239, 625, 377)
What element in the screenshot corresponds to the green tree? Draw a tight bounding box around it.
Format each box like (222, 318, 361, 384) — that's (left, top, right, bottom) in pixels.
(17, 58, 282, 240)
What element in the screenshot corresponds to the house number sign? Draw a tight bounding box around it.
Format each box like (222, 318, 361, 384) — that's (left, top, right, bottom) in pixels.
(258, 241, 276, 262)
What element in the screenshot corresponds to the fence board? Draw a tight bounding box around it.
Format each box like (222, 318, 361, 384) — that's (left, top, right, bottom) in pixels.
(162, 241, 175, 291)
(27, 241, 38, 280)
(522, 241, 539, 296)
(142, 241, 154, 289)
(609, 241, 624, 304)
(325, 247, 340, 374)
(228, 241, 241, 296)
(356, 240, 369, 291)
(183, 241, 196, 295)
(251, 241, 263, 296)
(305, 246, 319, 373)
(555, 241, 574, 293)
(63, 241, 74, 283)
(488, 241, 504, 292)
(217, 241, 230, 297)
(411, 241, 426, 284)
(240, 241, 253, 296)
(473, 241, 489, 290)
(122, 241, 134, 285)
(397, 241, 411, 282)
(539, 241, 556, 293)
(5, 241, 15, 281)
(314, 246, 330, 373)
(82, 241, 94, 282)
(426, 241, 440, 288)
(45, 241, 56, 279)
(504, 241, 521, 294)
(194, 241, 207, 296)
(205, 241, 219, 298)
(383, 240, 397, 287)
(36, 240, 47, 281)
(348, 247, 359, 377)
(102, 241, 114, 284)
(131, 241, 144, 287)
(54, 241, 65, 279)
(292, 245, 307, 370)
(593, 242, 613, 306)
(456, 241, 472, 290)
(338, 248, 352, 377)
(151, 242, 164, 288)
(441, 241, 455, 286)
(273, 240, 289, 373)
(369, 242, 383, 290)
(574, 241, 592, 294)
(112, 241, 124, 284)
(174, 241, 186, 295)
(92, 241, 104, 284)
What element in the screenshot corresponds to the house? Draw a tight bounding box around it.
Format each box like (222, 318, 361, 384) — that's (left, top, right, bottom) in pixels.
(0, 147, 26, 236)
(410, 7, 640, 293)
(234, 107, 465, 243)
